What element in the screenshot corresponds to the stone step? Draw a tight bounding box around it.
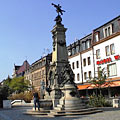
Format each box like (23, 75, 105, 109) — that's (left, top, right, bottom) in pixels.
(28, 109, 50, 113)
(24, 110, 50, 116)
(48, 109, 102, 117)
(50, 107, 98, 114)
(24, 112, 48, 116)
(54, 105, 86, 111)
(24, 108, 102, 117)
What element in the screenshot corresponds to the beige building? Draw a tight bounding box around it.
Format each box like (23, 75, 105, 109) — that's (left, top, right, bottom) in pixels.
(24, 54, 52, 93)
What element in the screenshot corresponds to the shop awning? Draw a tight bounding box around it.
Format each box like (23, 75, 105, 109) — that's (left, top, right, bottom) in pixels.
(77, 80, 120, 90)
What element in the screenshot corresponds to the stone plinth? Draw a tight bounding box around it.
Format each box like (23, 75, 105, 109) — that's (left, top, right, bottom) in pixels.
(54, 84, 85, 110)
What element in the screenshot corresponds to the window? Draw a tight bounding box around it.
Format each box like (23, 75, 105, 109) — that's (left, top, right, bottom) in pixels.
(83, 58, 86, 66)
(40, 71, 41, 78)
(76, 61, 79, 68)
(97, 67, 101, 72)
(86, 40, 90, 49)
(94, 32, 99, 42)
(82, 41, 85, 50)
(88, 57, 91, 65)
(105, 45, 110, 56)
(42, 70, 44, 77)
(77, 73, 80, 81)
(97, 67, 102, 77)
(72, 48, 76, 55)
(68, 50, 72, 56)
(72, 62, 75, 69)
(84, 72, 87, 80)
(103, 24, 113, 37)
(110, 44, 115, 55)
(76, 46, 80, 53)
(96, 49, 100, 59)
(108, 63, 117, 77)
(88, 71, 92, 79)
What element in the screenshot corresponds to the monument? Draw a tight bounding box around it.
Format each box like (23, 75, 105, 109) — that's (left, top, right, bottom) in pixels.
(45, 3, 85, 110)
(25, 4, 102, 117)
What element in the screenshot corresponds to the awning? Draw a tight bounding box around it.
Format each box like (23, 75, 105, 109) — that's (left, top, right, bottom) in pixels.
(77, 84, 91, 90)
(77, 80, 120, 90)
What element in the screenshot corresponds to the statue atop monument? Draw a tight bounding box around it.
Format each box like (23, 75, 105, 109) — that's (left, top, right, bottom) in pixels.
(52, 3, 65, 24)
(52, 3, 65, 16)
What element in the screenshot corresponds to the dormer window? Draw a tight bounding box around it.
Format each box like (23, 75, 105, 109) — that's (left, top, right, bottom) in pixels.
(82, 41, 85, 50)
(103, 24, 113, 38)
(94, 31, 99, 42)
(86, 39, 91, 49)
(68, 50, 72, 56)
(76, 45, 80, 53)
(72, 48, 76, 55)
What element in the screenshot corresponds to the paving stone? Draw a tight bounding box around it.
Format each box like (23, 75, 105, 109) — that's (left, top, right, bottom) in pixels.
(0, 107, 120, 120)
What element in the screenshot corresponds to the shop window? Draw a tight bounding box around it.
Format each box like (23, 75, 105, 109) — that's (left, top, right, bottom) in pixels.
(105, 45, 110, 56)
(108, 63, 117, 77)
(110, 44, 115, 55)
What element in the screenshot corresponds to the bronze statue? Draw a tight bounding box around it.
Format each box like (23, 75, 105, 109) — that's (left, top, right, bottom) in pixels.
(52, 3, 65, 16)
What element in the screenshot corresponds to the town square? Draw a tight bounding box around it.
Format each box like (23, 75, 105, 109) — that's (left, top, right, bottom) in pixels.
(0, 0, 120, 119)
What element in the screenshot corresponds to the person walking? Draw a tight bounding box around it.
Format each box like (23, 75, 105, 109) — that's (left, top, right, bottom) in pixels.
(33, 91, 40, 111)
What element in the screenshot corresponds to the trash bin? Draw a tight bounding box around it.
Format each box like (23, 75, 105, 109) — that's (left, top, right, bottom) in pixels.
(113, 99, 120, 108)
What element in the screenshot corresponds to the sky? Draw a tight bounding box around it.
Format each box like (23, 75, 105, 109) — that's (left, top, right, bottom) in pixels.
(0, 0, 120, 82)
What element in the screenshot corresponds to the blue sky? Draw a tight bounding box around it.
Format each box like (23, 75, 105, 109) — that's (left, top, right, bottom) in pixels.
(0, 0, 120, 81)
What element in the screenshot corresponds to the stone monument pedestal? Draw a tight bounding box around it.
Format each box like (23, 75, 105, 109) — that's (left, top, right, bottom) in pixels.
(54, 84, 85, 110)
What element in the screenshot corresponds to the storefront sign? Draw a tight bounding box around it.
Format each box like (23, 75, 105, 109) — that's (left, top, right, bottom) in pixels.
(97, 58, 112, 65)
(114, 55, 120, 60)
(97, 55, 120, 65)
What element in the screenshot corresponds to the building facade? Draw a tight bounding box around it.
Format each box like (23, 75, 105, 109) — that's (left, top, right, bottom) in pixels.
(18, 15, 120, 98)
(68, 15, 120, 97)
(12, 60, 30, 78)
(24, 54, 52, 95)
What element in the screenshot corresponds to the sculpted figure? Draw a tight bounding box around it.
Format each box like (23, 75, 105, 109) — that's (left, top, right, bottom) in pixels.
(52, 3, 65, 16)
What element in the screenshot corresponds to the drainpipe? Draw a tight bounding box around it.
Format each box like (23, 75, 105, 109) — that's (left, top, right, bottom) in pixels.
(80, 52, 83, 84)
(92, 30, 96, 78)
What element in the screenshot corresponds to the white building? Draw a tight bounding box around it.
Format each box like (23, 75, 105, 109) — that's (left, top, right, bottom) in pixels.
(68, 15, 120, 97)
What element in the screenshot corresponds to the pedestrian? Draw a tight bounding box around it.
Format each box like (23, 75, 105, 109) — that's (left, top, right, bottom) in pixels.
(33, 91, 40, 111)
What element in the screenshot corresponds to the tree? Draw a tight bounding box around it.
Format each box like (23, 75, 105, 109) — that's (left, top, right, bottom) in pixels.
(3, 75, 12, 86)
(0, 85, 11, 108)
(88, 68, 112, 107)
(9, 77, 30, 93)
(88, 68, 107, 96)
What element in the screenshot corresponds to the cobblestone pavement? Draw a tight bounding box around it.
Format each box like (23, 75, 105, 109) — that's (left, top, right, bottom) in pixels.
(0, 107, 120, 120)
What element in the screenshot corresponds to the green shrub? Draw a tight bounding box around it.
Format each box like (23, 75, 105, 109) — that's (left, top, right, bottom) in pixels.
(89, 93, 112, 107)
(9, 91, 33, 103)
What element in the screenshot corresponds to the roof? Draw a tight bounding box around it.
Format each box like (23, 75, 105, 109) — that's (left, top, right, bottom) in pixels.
(14, 65, 21, 70)
(93, 15, 120, 31)
(16, 60, 30, 75)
